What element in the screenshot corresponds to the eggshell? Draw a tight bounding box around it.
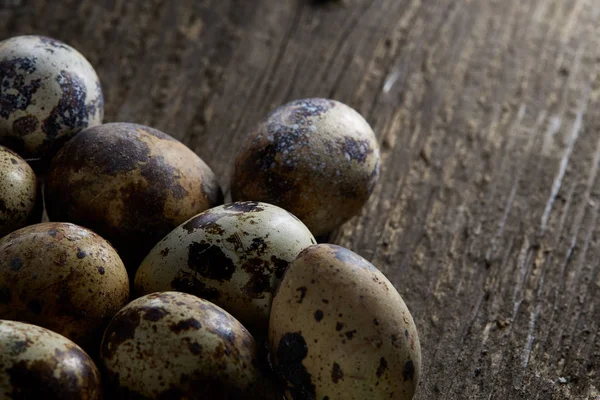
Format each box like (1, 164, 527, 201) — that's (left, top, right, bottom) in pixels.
(0, 222, 130, 351)
(135, 201, 316, 336)
(0, 35, 103, 161)
(231, 98, 380, 236)
(0, 145, 40, 237)
(100, 291, 274, 399)
(0, 319, 102, 399)
(269, 244, 421, 400)
(45, 122, 224, 272)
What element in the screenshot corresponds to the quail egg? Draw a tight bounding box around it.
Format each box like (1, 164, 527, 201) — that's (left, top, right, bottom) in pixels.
(0, 319, 102, 399)
(0, 222, 130, 351)
(100, 291, 277, 399)
(269, 244, 421, 400)
(231, 98, 380, 236)
(0, 35, 103, 162)
(135, 201, 316, 337)
(44, 122, 224, 273)
(0, 145, 40, 237)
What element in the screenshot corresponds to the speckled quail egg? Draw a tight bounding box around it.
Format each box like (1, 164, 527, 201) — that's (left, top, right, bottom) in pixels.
(44, 122, 224, 273)
(135, 201, 316, 337)
(0, 320, 102, 399)
(0, 145, 40, 237)
(0, 222, 130, 351)
(0, 35, 103, 162)
(269, 244, 421, 400)
(100, 291, 279, 399)
(231, 98, 380, 236)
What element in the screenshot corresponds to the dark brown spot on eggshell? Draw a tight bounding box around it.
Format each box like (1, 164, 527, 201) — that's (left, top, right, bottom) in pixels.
(140, 154, 189, 201)
(0, 57, 42, 119)
(241, 258, 271, 299)
(403, 360, 415, 381)
(314, 310, 324, 322)
(296, 287, 307, 304)
(42, 70, 92, 142)
(376, 357, 388, 378)
(9, 257, 23, 271)
(101, 307, 141, 359)
(11, 339, 32, 355)
(187, 241, 236, 282)
(141, 306, 169, 322)
(331, 362, 344, 383)
(336, 136, 373, 164)
(188, 341, 202, 355)
(272, 255, 289, 279)
(7, 359, 70, 399)
(249, 237, 268, 256)
(276, 332, 316, 399)
(170, 271, 221, 301)
(344, 330, 356, 340)
(170, 318, 202, 333)
(12, 115, 39, 136)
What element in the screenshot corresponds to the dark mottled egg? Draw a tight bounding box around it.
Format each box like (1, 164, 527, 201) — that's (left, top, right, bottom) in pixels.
(100, 291, 275, 399)
(0, 35, 103, 162)
(269, 244, 421, 400)
(0, 222, 130, 351)
(0, 320, 102, 399)
(0, 145, 40, 237)
(45, 122, 224, 272)
(135, 201, 316, 337)
(231, 98, 380, 236)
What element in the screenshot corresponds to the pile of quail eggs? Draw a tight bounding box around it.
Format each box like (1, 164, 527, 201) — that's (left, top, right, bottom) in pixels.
(0, 35, 421, 400)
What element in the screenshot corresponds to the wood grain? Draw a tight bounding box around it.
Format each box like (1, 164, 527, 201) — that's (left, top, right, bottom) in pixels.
(2, 0, 600, 398)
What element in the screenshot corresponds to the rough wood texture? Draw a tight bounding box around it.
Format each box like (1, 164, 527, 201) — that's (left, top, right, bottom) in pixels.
(2, 0, 600, 398)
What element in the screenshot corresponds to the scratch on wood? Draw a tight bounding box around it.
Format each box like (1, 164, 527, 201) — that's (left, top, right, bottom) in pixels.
(512, 237, 533, 320)
(541, 116, 562, 156)
(383, 69, 401, 93)
(539, 109, 585, 235)
(519, 273, 545, 385)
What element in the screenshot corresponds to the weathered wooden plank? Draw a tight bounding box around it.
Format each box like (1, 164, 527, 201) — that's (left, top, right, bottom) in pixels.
(1, 0, 599, 398)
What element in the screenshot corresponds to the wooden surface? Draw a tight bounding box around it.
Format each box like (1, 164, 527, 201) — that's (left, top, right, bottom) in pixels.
(2, 0, 600, 398)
